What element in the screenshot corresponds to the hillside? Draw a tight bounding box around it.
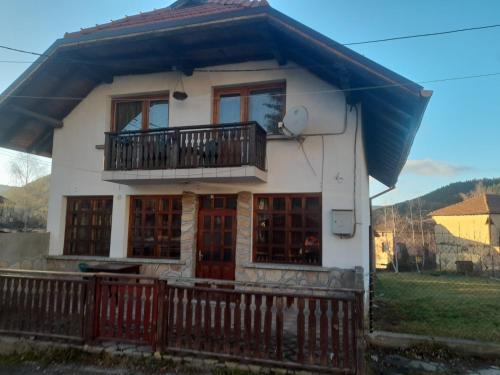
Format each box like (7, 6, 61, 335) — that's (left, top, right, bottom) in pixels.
(1, 175, 50, 229)
(374, 177, 500, 221)
(0, 184, 12, 195)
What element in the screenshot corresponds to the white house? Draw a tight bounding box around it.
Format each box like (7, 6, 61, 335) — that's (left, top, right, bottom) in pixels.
(0, 0, 431, 295)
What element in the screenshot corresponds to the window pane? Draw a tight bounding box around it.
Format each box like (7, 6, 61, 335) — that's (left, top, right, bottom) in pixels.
(306, 197, 320, 210)
(219, 94, 241, 123)
(115, 101, 143, 132)
(273, 198, 285, 211)
(149, 100, 169, 129)
(249, 88, 285, 134)
(257, 198, 269, 210)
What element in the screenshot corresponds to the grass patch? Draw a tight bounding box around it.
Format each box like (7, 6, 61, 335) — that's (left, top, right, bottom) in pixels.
(373, 272, 500, 343)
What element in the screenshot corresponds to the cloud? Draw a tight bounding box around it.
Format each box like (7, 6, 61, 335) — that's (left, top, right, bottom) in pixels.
(403, 159, 474, 176)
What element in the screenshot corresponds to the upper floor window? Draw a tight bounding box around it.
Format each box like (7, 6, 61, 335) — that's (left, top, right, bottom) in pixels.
(213, 82, 286, 134)
(112, 94, 169, 132)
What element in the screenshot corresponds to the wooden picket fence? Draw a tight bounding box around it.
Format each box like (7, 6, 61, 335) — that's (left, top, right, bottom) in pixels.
(0, 270, 364, 373)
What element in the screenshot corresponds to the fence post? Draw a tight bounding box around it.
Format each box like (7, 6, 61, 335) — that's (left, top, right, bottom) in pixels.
(156, 279, 167, 354)
(355, 292, 366, 375)
(84, 275, 98, 345)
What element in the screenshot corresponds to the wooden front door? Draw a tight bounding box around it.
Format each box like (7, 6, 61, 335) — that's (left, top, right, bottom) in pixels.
(196, 195, 237, 280)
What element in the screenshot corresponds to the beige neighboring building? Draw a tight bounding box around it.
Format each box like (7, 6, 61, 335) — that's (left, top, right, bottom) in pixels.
(431, 194, 500, 272)
(374, 229, 394, 270)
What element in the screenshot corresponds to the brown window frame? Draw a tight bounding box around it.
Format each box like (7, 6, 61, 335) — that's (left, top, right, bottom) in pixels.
(253, 193, 322, 266)
(212, 81, 286, 128)
(111, 93, 169, 132)
(128, 195, 182, 259)
(63, 196, 113, 257)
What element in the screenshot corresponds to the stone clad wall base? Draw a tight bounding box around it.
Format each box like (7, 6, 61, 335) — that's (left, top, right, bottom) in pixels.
(238, 266, 364, 289)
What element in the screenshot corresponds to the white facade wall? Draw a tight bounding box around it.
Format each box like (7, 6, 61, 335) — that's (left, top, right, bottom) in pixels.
(47, 60, 370, 287)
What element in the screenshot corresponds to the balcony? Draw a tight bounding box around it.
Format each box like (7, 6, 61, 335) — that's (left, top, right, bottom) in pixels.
(102, 122, 267, 183)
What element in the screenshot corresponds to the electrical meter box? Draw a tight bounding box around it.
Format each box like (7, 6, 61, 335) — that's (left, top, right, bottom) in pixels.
(331, 209, 355, 236)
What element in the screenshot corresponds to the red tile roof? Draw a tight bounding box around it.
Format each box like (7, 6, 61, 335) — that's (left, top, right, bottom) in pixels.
(430, 194, 500, 216)
(64, 0, 269, 38)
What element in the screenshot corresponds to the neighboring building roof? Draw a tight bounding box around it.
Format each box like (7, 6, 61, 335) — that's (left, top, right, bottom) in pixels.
(430, 194, 500, 216)
(0, 0, 431, 187)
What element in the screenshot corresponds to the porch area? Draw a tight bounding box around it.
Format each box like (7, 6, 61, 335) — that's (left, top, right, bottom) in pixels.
(0, 269, 364, 374)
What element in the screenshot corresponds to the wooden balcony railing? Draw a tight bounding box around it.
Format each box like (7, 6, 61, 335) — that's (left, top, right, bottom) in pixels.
(104, 122, 267, 172)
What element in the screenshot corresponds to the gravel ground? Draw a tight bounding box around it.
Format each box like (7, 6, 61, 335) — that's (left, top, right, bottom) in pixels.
(0, 363, 147, 375)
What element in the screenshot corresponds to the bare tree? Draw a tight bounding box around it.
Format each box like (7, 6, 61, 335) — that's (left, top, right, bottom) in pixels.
(9, 154, 49, 230)
(10, 154, 47, 187)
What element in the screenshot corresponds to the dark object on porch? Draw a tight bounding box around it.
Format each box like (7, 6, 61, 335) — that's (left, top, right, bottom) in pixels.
(83, 263, 141, 274)
(78, 263, 89, 272)
(455, 261, 473, 275)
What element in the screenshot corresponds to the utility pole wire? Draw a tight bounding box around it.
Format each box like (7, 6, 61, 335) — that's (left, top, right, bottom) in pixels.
(1, 21, 500, 66)
(344, 23, 500, 45)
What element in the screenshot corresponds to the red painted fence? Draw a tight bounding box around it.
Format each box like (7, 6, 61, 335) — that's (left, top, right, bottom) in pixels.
(0, 270, 364, 373)
(94, 275, 158, 346)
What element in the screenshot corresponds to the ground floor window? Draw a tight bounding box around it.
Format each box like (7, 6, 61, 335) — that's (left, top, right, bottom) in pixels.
(128, 196, 182, 259)
(253, 193, 322, 265)
(64, 196, 113, 256)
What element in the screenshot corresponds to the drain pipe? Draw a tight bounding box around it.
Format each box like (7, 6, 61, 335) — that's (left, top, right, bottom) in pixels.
(368, 185, 395, 332)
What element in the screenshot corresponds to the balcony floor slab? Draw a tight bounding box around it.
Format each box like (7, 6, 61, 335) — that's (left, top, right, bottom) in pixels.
(102, 166, 267, 184)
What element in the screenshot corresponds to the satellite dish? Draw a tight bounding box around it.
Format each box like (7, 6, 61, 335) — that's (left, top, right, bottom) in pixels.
(281, 106, 308, 136)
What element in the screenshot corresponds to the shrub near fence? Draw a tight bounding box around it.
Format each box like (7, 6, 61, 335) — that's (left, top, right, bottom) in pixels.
(0, 269, 365, 374)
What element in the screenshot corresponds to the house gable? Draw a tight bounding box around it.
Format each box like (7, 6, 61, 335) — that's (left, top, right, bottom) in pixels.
(0, 0, 431, 187)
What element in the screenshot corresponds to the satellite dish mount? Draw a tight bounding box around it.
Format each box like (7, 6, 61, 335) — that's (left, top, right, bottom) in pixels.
(279, 106, 309, 138)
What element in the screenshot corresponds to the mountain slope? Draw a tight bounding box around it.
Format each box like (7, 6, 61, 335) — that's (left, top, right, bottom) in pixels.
(375, 177, 500, 220)
(0, 184, 12, 195)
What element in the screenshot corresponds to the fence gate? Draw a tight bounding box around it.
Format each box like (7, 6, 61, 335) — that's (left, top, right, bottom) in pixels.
(94, 275, 158, 346)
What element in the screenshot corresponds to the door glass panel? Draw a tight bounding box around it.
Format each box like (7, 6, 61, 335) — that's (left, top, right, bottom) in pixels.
(224, 216, 232, 229)
(249, 88, 285, 134)
(213, 249, 221, 261)
(214, 197, 224, 208)
(224, 232, 232, 246)
(204, 216, 211, 229)
(227, 197, 237, 209)
(149, 100, 169, 129)
(214, 216, 222, 229)
(203, 232, 211, 247)
(115, 101, 143, 132)
(224, 248, 232, 261)
(219, 94, 241, 123)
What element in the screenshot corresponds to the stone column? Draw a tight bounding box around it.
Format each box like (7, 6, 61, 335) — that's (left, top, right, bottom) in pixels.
(235, 191, 252, 280)
(179, 191, 198, 278)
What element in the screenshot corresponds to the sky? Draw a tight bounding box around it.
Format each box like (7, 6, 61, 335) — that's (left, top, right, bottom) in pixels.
(0, 0, 499, 204)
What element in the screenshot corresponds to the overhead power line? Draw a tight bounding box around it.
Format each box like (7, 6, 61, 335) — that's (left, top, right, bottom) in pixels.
(1, 21, 500, 67)
(344, 23, 500, 45)
(1, 70, 499, 101)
